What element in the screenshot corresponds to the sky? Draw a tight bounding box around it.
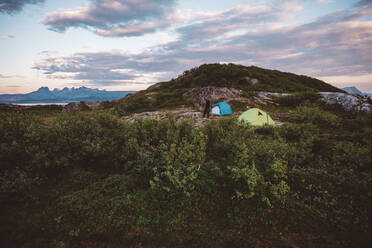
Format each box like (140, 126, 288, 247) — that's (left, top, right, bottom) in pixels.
(0, 0, 372, 94)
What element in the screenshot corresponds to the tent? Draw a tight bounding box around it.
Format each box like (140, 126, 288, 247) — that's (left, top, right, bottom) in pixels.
(238, 108, 275, 126)
(210, 102, 233, 116)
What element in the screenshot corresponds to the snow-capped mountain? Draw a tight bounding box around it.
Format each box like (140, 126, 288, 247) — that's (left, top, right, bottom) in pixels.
(0, 86, 135, 104)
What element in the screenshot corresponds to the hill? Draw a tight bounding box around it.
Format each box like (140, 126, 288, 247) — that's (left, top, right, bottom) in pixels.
(114, 63, 344, 115)
(157, 63, 343, 92)
(0, 86, 135, 104)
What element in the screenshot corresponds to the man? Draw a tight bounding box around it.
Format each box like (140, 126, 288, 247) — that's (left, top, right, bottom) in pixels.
(203, 96, 211, 118)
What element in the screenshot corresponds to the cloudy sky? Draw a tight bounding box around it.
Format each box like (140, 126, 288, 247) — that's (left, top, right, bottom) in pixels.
(0, 0, 371, 94)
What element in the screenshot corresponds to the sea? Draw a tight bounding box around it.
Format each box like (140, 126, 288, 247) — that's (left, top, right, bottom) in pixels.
(14, 103, 71, 106)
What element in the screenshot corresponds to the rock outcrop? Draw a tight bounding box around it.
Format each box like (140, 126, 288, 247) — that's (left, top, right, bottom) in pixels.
(183, 87, 241, 107)
(246, 91, 371, 112)
(319, 92, 371, 112)
(122, 108, 208, 127)
(62, 101, 102, 112)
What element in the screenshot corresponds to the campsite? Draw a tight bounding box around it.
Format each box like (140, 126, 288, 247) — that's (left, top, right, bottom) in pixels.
(1, 63, 371, 248)
(1, 0, 372, 247)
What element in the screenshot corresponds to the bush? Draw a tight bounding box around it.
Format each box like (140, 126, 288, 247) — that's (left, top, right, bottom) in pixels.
(275, 92, 321, 107)
(289, 104, 341, 128)
(228, 100, 247, 112)
(114, 96, 153, 116)
(0, 111, 371, 247)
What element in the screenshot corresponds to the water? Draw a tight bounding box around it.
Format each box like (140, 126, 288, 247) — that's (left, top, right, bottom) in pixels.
(14, 103, 71, 106)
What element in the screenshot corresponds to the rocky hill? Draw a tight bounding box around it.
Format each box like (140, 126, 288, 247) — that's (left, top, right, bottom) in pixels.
(113, 63, 350, 116)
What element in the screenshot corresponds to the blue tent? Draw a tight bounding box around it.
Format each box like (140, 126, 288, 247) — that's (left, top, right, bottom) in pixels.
(210, 102, 233, 116)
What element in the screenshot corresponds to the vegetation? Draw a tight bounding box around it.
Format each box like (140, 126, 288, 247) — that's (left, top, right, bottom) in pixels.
(114, 63, 344, 116)
(0, 64, 368, 247)
(274, 92, 322, 107)
(0, 101, 371, 247)
(163, 64, 343, 92)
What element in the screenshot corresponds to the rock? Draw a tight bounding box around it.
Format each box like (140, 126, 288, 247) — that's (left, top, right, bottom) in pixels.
(183, 87, 242, 107)
(249, 78, 259, 85)
(256, 92, 289, 105)
(319, 92, 371, 112)
(253, 91, 371, 112)
(122, 108, 211, 126)
(84, 101, 101, 110)
(124, 111, 166, 121)
(63, 102, 80, 112)
(257, 92, 289, 100)
(62, 101, 102, 112)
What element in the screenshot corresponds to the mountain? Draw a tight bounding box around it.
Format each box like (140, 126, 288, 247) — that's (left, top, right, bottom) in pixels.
(342, 86, 363, 95)
(114, 63, 345, 115)
(0, 86, 136, 104)
(342, 86, 371, 97)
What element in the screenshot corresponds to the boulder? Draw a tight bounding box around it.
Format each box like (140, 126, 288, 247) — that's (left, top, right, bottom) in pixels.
(183, 87, 241, 107)
(62, 101, 102, 112)
(319, 92, 371, 112)
(63, 102, 80, 112)
(122, 108, 207, 126)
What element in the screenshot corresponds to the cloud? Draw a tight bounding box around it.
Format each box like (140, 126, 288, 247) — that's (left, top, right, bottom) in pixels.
(0, 34, 15, 39)
(0, 0, 44, 14)
(316, 0, 333, 3)
(355, 0, 372, 8)
(0, 73, 12, 78)
(38, 50, 59, 56)
(32, 51, 156, 86)
(34, 1, 372, 88)
(43, 0, 178, 37)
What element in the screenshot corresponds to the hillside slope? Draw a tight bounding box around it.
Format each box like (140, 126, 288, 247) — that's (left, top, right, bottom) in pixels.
(114, 63, 343, 115)
(157, 63, 342, 92)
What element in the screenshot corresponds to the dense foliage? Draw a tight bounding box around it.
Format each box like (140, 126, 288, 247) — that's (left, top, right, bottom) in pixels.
(0, 104, 371, 247)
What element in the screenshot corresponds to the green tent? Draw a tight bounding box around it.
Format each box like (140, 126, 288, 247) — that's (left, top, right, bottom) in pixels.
(238, 108, 275, 126)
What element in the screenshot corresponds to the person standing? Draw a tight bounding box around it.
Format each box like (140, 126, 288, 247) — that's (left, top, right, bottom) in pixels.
(203, 96, 211, 118)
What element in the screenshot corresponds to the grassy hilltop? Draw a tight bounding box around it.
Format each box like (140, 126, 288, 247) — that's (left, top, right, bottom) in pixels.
(0, 64, 371, 248)
(113, 63, 343, 115)
(156, 63, 342, 92)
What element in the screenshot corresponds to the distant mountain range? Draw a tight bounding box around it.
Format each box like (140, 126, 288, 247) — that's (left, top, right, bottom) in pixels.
(0, 87, 136, 104)
(342, 87, 372, 97)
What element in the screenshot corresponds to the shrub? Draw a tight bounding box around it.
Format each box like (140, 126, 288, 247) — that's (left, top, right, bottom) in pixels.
(275, 92, 321, 107)
(228, 100, 247, 112)
(289, 104, 341, 128)
(0, 111, 371, 247)
(114, 96, 153, 116)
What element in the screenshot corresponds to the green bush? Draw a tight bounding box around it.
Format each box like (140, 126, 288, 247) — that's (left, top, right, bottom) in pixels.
(289, 104, 341, 128)
(228, 100, 247, 112)
(0, 111, 371, 247)
(275, 92, 321, 106)
(114, 96, 153, 116)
